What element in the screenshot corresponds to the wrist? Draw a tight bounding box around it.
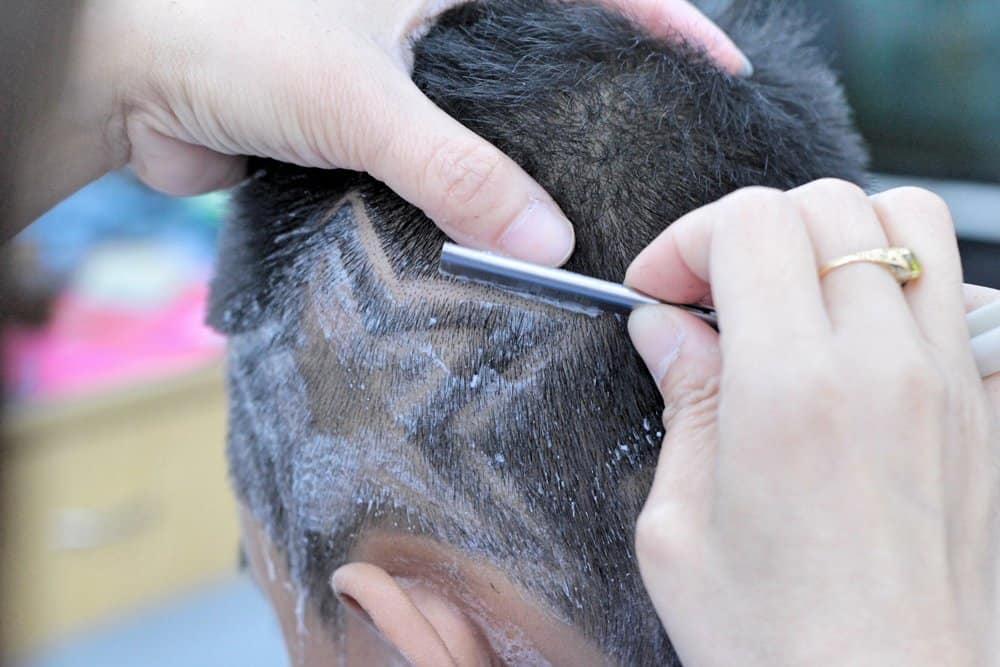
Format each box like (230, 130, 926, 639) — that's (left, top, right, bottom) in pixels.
(71, 0, 134, 170)
(11, 0, 131, 226)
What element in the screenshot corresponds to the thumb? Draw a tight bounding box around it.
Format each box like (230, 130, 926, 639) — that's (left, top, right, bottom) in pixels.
(628, 305, 721, 515)
(357, 67, 576, 266)
(128, 120, 248, 196)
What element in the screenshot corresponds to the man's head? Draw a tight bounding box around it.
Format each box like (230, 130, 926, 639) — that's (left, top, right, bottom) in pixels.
(208, 1, 867, 663)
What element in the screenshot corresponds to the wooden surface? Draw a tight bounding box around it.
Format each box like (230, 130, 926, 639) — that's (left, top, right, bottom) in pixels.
(1, 362, 240, 657)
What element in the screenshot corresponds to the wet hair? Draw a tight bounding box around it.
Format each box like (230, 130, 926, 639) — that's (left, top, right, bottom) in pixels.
(208, 0, 867, 663)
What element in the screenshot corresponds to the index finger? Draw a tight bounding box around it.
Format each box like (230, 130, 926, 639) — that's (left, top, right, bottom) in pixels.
(624, 187, 830, 339)
(604, 0, 753, 76)
(360, 66, 577, 267)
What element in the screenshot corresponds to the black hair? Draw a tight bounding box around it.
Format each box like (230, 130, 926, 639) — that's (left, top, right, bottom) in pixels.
(209, 1, 867, 663)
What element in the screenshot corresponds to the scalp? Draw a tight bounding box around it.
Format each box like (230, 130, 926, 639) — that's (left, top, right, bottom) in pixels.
(209, 2, 868, 663)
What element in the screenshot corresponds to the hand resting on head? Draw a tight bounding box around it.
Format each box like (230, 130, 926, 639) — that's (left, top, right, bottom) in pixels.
(628, 180, 1000, 666)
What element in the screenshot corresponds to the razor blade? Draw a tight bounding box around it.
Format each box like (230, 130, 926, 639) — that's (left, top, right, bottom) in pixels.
(438, 242, 718, 327)
(438, 242, 1000, 380)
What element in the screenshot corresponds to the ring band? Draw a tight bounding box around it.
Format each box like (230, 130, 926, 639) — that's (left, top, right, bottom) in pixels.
(819, 247, 922, 286)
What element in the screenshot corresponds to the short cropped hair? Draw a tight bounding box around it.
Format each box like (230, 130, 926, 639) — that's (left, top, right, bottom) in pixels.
(208, 1, 867, 663)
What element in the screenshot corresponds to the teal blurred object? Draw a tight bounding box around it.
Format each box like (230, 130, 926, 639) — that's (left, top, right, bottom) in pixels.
(16, 171, 227, 279)
(802, 0, 1000, 183)
(5, 171, 230, 400)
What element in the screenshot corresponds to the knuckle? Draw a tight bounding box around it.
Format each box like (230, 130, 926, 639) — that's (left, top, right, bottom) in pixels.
(724, 186, 786, 210)
(300, 70, 365, 168)
(865, 344, 947, 407)
(891, 186, 950, 214)
(895, 356, 946, 400)
(877, 187, 955, 230)
(789, 362, 844, 414)
(424, 139, 505, 214)
(661, 374, 720, 430)
(791, 180, 878, 248)
(808, 177, 869, 204)
(634, 504, 697, 567)
(351, 112, 392, 171)
(719, 187, 795, 235)
(747, 354, 842, 416)
(801, 362, 844, 402)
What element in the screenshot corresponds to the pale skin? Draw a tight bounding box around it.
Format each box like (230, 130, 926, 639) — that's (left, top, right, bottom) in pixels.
(241, 187, 1000, 667)
(240, 509, 608, 666)
(11, 0, 750, 258)
(626, 180, 1000, 666)
(11, 0, 1000, 663)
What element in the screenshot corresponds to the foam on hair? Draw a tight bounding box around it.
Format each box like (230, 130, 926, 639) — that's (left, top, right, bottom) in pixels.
(209, 1, 867, 662)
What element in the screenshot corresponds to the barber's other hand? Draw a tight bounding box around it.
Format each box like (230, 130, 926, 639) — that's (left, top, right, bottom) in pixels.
(625, 180, 998, 666)
(70, 0, 749, 265)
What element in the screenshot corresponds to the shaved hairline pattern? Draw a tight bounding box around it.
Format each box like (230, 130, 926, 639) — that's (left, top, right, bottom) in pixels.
(211, 1, 869, 663)
(224, 195, 651, 651)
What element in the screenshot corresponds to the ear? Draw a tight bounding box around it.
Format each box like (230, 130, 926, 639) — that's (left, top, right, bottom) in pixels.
(331, 562, 494, 667)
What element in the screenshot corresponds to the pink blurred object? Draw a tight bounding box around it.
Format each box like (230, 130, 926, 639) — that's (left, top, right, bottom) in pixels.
(4, 282, 224, 402)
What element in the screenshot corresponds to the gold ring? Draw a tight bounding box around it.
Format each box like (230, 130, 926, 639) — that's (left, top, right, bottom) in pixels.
(819, 247, 921, 286)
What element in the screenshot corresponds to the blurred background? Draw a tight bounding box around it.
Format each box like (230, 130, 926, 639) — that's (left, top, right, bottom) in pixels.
(1, 1, 998, 666)
(805, 0, 1000, 285)
(1, 178, 286, 666)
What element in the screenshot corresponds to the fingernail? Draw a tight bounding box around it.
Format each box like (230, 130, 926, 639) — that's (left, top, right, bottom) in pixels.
(498, 198, 576, 266)
(737, 52, 754, 78)
(628, 306, 685, 384)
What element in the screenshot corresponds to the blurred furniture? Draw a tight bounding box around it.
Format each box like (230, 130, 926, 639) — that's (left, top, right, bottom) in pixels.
(21, 575, 286, 667)
(1, 362, 240, 658)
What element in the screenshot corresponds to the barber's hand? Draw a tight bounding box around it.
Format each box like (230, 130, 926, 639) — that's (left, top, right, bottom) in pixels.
(60, 0, 749, 264)
(624, 180, 998, 666)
